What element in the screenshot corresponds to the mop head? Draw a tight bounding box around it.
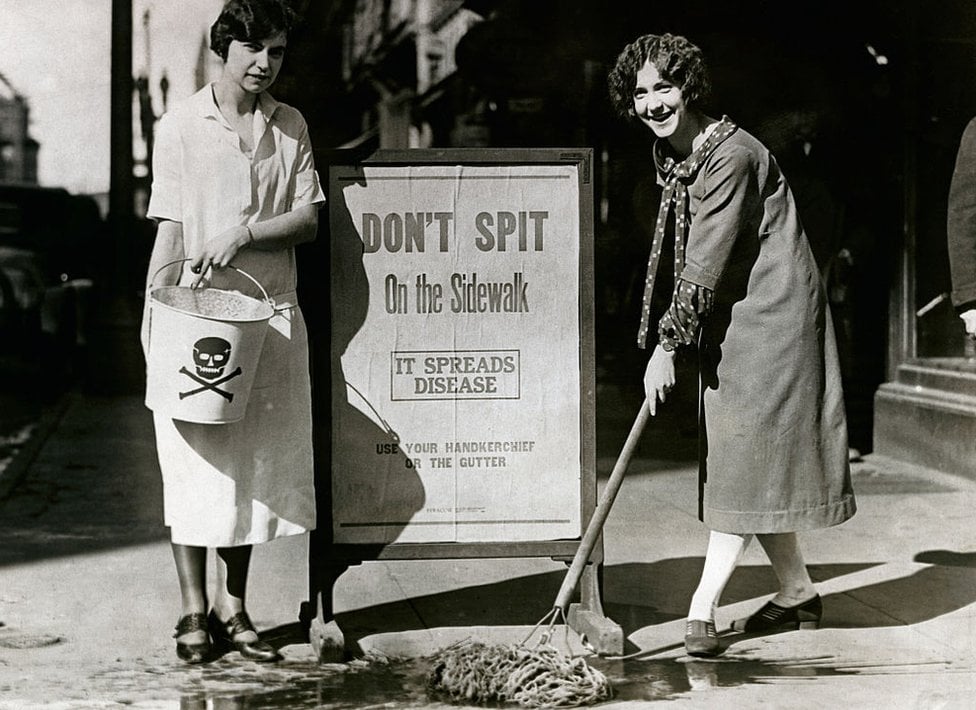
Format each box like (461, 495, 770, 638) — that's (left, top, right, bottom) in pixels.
(426, 641, 613, 707)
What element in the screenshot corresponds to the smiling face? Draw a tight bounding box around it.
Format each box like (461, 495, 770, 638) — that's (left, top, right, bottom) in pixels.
(632, 60, 691, 142)
(222, 31, 287, 94)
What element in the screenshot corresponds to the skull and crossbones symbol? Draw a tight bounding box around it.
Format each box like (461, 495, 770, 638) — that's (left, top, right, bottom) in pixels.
(179, 336, 243, 401)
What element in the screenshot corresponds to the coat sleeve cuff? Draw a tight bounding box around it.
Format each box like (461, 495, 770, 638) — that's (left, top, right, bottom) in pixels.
(954, 298, 976, 315)
(679, 261, 720, 290)
(952, 284, 976, 312)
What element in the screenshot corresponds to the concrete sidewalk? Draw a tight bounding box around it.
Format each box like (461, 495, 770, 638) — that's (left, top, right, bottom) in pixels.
(0, 389, 974, 708)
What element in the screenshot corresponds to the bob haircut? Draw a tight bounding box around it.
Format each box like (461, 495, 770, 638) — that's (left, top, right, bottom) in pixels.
(607, 33, 711, 120)
(210, 0, 299, 61)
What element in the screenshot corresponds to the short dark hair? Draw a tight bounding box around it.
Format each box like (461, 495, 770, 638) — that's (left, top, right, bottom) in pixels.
(210, 0, 300, 61)
(607, 33, 711, 120)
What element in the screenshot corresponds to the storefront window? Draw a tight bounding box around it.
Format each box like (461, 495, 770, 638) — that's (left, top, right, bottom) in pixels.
(912, 13, 976, 361)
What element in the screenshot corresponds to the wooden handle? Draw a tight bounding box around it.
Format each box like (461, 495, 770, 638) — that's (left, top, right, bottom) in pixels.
(552, 398, 651, 612)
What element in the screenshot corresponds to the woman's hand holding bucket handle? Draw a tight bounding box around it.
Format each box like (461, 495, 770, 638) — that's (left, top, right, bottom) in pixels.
(189, 225, 253, 288)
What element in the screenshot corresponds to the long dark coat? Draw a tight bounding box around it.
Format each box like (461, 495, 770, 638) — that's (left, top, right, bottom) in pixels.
(661, 127, 856, 533)
(948, 117, 976, 312)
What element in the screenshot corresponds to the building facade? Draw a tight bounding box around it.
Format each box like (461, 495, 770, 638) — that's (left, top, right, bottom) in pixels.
(872, 0, 976, 477)
(0, 72, 39, 184)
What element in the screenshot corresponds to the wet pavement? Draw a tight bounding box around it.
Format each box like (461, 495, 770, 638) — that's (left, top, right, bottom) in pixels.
(0, 314, 975, 707)
(4, 651, 958, 709)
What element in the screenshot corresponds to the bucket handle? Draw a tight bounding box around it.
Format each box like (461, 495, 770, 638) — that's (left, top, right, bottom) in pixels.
(150, 258, 277, 310)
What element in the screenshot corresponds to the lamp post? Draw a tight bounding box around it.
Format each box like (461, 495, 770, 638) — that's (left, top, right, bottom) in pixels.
(109, 0, 134, 295)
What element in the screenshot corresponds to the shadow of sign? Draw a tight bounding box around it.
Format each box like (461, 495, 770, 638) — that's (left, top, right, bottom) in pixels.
(325, 164, 427, 541)
(301, 163, 426, 639)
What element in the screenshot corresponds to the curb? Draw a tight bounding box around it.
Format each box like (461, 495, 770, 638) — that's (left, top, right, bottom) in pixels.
(0, 389, 75, 502)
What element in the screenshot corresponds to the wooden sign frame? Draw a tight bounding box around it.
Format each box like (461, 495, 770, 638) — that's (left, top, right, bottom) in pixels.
(302, 148, 621, 658)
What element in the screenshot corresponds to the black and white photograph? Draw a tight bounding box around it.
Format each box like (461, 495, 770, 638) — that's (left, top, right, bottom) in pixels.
(0, 1, 973, 707)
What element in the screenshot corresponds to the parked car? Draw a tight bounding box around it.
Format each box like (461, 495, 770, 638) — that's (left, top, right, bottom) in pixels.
(0, 184, 100, 379)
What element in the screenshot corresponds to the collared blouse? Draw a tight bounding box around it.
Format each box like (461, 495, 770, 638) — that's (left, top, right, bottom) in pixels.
(147, 84, 325, 298)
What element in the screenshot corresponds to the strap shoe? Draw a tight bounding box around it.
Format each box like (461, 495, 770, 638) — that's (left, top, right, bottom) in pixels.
(731, 594, 822, 633)
(684, 619, 721, 657)
(208, 610, 280, 662)
(174, 612, 211, 664)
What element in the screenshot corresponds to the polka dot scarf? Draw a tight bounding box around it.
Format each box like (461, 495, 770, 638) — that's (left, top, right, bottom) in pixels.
(636, 116, 738, 349)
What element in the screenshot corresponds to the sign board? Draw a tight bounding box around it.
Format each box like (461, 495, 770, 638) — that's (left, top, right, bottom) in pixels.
(328, 149, 594, 552)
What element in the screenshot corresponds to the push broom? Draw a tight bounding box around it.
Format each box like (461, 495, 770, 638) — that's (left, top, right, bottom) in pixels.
(426, 399, 652, 707)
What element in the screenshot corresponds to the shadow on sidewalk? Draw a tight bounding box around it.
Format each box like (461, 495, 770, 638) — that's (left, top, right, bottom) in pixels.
(914, 549, 976, 568)
(0, 392, 168, 569)
(724, 558, 976, 630)
(309, 554, 976, 657)
(312, 559, 884, 653)
(830, 550, 976, 627)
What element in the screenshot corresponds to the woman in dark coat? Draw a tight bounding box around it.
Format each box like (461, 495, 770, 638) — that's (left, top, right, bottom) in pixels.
(948, 116, 976, 339)
(608, 33, 856, 657)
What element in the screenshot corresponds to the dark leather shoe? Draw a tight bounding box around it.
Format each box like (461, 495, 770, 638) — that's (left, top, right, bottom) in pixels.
(174, 612, 211, 664)
(684, 619, 721, 657)
(731, 594, 822, 633)
(208, 610, 280, 662)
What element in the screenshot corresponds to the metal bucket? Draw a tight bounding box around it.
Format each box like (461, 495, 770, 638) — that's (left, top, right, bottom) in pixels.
(144, 259, 275, 424)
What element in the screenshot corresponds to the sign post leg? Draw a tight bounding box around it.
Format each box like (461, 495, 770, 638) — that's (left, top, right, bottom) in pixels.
(567, 560, 624, 656)
(302, 531, 349, 662)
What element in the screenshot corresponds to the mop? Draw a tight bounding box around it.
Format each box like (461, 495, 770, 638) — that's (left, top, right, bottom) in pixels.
(426, 400, 651, 707)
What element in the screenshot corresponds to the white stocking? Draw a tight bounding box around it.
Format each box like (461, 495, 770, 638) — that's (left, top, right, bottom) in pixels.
(687, 530, 753, 621)
(756, 532, 817, 605)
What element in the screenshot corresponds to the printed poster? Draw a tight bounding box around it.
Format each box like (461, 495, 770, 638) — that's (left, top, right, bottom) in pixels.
(330, 161, 582, 544)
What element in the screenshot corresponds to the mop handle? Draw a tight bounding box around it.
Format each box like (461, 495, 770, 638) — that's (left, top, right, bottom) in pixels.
(553, 398, 651, 612)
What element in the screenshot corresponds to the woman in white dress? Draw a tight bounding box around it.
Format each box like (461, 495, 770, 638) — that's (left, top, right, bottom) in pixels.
(141, 0, 324, 663)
